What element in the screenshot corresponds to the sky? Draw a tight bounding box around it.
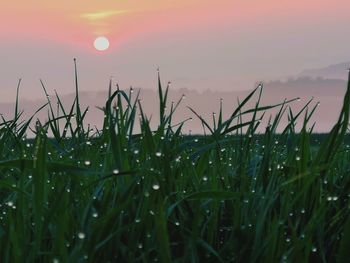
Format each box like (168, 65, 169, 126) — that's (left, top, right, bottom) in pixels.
(1, 0, 350, 102)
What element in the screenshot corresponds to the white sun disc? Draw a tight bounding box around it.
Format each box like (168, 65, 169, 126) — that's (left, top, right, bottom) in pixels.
(94, 36, 109, 51)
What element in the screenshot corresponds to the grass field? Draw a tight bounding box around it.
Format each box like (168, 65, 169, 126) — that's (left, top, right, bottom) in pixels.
(1, 63, 350, 262)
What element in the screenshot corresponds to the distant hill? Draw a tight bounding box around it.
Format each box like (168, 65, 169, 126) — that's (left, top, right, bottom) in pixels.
(297, 61, 350, 80)
(0, 76, 348, 134)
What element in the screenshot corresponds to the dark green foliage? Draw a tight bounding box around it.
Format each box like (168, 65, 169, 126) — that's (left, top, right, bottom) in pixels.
(0, 64, 349, 262)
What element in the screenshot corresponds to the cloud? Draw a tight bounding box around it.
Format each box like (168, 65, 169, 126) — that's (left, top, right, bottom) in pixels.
(80, 10, 129, 21)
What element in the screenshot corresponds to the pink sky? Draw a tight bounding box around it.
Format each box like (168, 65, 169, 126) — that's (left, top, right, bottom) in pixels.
(1, 0, 350, 101)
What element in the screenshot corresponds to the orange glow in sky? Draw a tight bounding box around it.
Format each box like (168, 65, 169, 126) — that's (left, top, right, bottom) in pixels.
(1, 1, 213, 49)
(3, 0, 348, 51)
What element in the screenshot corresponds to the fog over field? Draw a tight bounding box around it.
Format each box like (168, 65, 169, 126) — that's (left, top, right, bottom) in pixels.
(1, 63, 349, 133)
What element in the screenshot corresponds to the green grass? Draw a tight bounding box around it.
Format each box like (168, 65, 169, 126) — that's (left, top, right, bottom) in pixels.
(0, 63, 350, 262)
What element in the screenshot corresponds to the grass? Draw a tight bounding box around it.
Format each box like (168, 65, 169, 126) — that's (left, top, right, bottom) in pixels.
(0, 62, 350, 262)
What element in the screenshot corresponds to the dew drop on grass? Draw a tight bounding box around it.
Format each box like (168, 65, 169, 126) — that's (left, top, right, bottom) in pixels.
(135, 218, 141, 223)
(92, 212, 98, 218)
(84, 160, 91, 166)
(113, 169, 119, 175)
(77, 232, 86, 239)
(152, 184, 160, 190)
(155, 152, 162, 157)
(7, 201, 14, 207)
(202, 176, 208, 182)
(295, 156, 301, 161)
(138, 243, 143, 249)
(311, 246, 317, 252)
(53, 258, 60, 263)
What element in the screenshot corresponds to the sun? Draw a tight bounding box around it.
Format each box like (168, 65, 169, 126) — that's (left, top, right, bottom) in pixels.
(93, 36, 109, 51)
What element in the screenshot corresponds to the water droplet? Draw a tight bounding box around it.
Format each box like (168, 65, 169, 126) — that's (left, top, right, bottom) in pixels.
(202, 176, 208, 182)
(135, 218, 141, 223)
(84, 160, 91, 166)
(152, 184, 160, 190)
(311, 246, 317, 252)
(155, 152, 162, 157)
(92, 212, 98, 218)
(295, 156, 301, 161)
(77, 232, 86, 239)
(113, 169, 119, 175)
